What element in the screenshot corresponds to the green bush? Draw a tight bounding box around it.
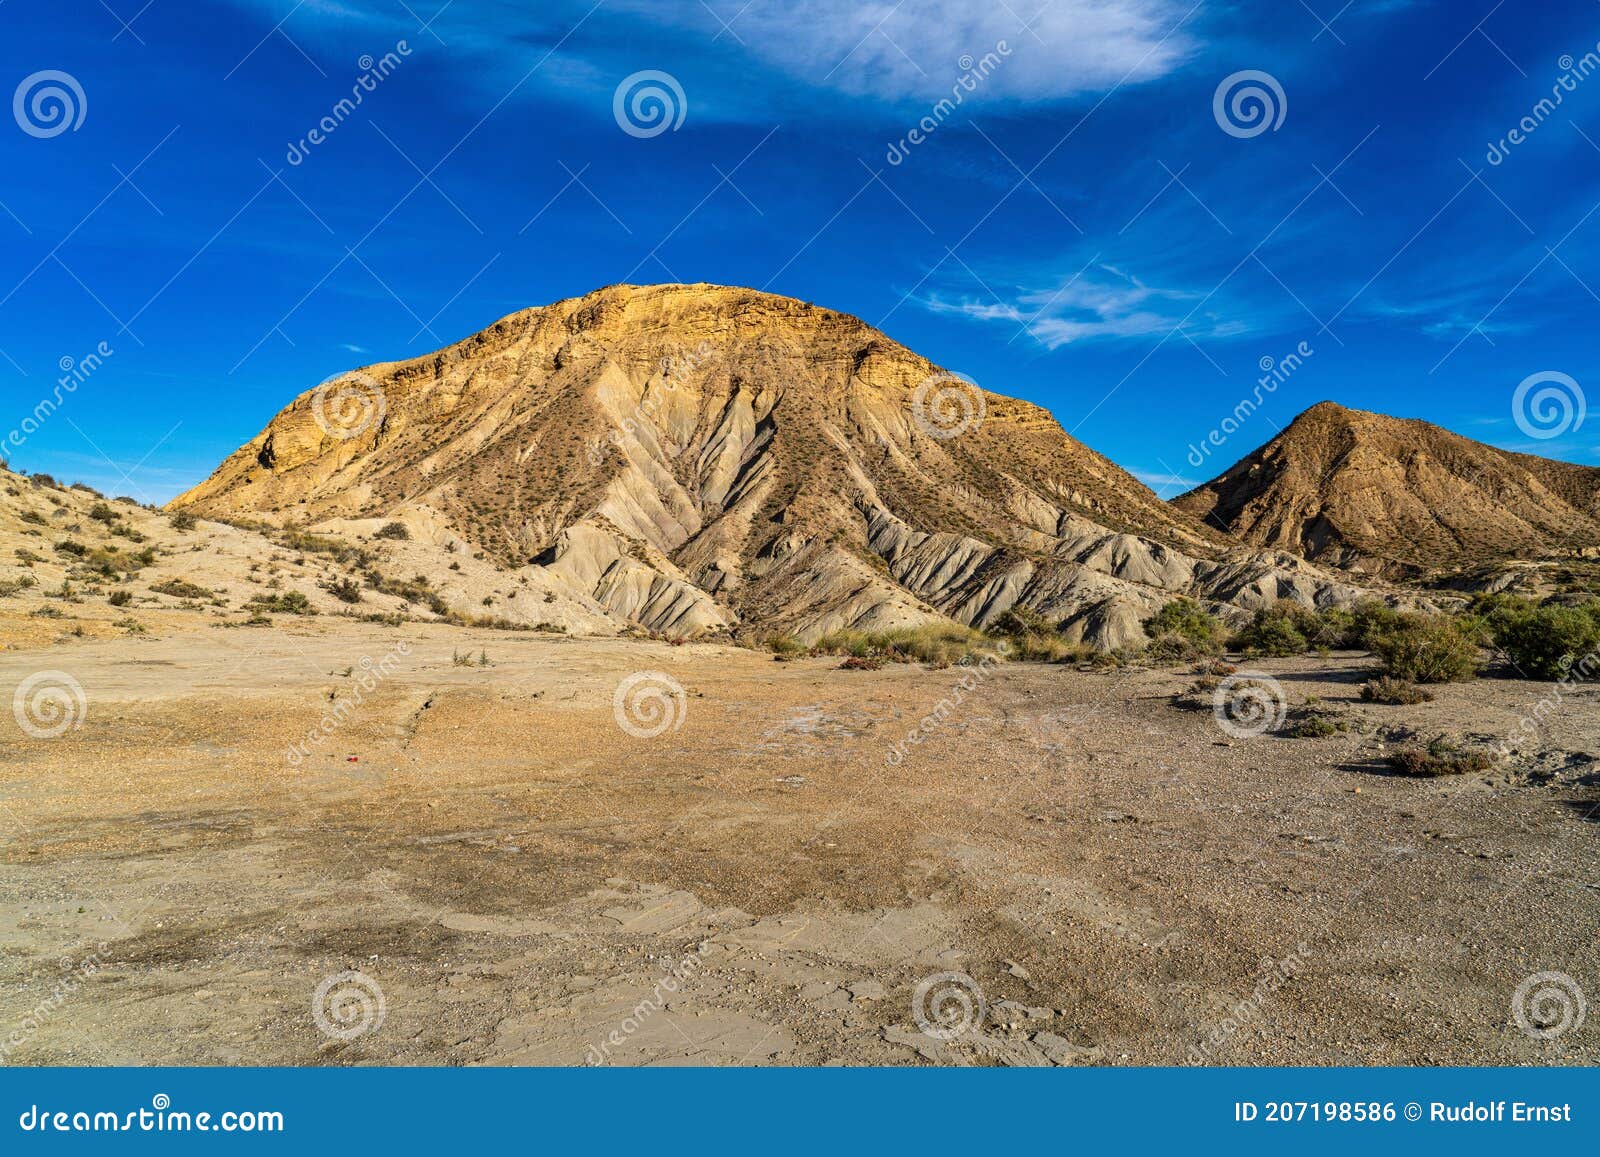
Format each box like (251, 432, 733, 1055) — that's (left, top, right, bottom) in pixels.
(248, 590, 315, 615)
(1488, 600, 1600, 680)
(1232, 603, 1309, 656)
(323, 577, 363, 604)
(987, 606, 1087, 662)
(1367, 613, 1478, 683)
(374, 521, 410, 541)
(1144, 598, 1223, 655)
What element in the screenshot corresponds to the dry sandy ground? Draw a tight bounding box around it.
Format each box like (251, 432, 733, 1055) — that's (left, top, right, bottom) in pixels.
(1, 611, 1597, 1067)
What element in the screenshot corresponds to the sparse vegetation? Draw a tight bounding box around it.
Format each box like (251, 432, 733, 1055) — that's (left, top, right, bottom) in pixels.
(168, 509, 198, 531)
(838, 655, 884, 670)
(1366, 612, 1479, 683)
(0, 575, 38, 598)
(812, 623, 1001, 666)
(248, 590, 315, 615)
(988, 606, 1094, 662)
(765, 634, 807, 658)
(1281, 705, 1346, 738)
(1388, 736, 1493, 778)
(150, 578, 213, 601)
(1360, 676, 1432, 705)
(1479, 596, 1600, 680)
(323, 576, 363, 604)
(1144, 598, 1224, 659)
(107, 589, 133, 607)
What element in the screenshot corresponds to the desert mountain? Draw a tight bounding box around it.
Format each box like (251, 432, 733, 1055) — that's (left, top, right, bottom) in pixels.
(1174, 401, 1600, 577)
(172, 284, 1366, 646)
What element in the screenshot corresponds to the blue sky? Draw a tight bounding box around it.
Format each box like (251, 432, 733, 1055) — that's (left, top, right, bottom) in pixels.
(2, 0, 1599, 503)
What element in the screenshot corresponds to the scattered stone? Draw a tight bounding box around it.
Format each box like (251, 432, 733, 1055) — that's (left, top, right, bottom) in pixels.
(1032, 1031, 1103, 1066)
(847, 979, 885, 1001)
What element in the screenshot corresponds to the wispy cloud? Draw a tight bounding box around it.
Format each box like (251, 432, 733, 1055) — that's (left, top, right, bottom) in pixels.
(1133, 468, 1199, 493)
(223, 0, 1200, 115)
(652, 0, 1200, 103)
(921, 262, 1250, 347)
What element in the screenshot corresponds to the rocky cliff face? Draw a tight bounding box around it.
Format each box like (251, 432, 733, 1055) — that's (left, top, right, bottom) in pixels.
(1174, 401, 1600, 576)
(173, 284, 1366, 645)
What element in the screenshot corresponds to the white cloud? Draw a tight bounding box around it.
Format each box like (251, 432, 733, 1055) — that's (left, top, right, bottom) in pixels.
(221, 0, 1198, 116)
(662, 0, 1199, 102)
(921, 263, 1245, 347)
(1133, 468, 1200, 493)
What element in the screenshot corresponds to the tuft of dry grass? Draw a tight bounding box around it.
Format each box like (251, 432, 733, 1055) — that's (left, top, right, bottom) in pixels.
(812, 623, 1003, 666)
(1360, 676, 1433, 705)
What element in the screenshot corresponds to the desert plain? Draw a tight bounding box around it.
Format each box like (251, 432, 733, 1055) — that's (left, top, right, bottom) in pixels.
(3, 606, 1596, 1067)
